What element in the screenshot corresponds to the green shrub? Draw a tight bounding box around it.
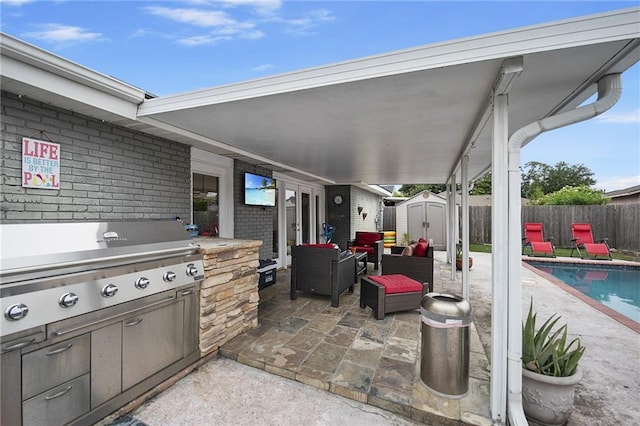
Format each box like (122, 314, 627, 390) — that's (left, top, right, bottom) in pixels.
(531, 186, 610, 205)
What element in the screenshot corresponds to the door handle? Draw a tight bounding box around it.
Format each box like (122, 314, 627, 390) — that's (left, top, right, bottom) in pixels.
(124, 317, 143, 327)
(46, 343, 73, 356)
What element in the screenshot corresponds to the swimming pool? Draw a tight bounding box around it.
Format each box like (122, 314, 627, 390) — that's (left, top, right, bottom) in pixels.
(526, 261, 640, 324)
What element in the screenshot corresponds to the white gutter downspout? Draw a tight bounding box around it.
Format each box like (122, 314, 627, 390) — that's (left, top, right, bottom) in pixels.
(505, 73, 622, 426)
(448, 174, 457, 280)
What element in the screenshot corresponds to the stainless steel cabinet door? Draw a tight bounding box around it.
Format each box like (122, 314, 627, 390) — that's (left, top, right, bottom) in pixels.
(121, 301, 184, 390)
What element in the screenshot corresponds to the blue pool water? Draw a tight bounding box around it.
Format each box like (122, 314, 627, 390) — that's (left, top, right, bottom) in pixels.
(527, 262, 640, 324)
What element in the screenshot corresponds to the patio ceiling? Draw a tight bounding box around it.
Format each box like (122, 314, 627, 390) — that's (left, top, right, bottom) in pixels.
(135, 8, 640, 186)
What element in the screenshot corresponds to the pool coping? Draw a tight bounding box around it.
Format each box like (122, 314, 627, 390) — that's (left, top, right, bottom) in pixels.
(522, 257, 640, 334)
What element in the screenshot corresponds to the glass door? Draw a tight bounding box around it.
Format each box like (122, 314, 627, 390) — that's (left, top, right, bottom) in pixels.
(285, 186, 298, 264)
(283, 184, 314, 266)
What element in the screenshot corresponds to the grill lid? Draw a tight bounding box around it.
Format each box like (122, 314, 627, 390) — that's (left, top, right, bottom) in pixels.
(0, 221, 198, 283)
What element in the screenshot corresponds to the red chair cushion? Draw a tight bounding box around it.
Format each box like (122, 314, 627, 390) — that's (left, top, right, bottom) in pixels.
(303, 243, 336, 249)
(531, 241, 554, 254)
(369, 274, 423, 294)
(584, 243, 609, 255)
(354, 246, 374, 254)
(356, 232, 381, 246)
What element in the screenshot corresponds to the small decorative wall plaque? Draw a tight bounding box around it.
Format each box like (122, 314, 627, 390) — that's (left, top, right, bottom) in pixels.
(22, 137, 60, 189)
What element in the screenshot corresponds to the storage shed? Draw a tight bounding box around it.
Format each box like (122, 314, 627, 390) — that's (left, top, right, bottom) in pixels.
(395, 191, 448, 250)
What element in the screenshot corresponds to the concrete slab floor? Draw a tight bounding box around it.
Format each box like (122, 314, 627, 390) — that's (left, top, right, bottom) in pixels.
(115, 356, 424, 426)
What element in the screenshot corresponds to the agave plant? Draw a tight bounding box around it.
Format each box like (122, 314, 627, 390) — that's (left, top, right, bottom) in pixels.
(522, 299, 585, 377)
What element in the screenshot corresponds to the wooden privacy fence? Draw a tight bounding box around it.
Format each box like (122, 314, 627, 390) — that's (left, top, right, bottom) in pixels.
(468, 204, 640, 251)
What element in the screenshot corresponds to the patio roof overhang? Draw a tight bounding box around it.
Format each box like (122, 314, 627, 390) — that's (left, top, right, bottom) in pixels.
(131, 7, 640, 187)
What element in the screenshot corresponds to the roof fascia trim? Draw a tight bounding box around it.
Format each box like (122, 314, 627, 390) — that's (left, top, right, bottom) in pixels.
(0, 32, 147, 104)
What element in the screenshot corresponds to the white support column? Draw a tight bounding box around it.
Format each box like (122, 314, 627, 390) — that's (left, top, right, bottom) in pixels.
(491, 94, 509, 424)
(507, 119, 527, 426)
(448, 174, 457, 281)
(461, 155, 470, 300)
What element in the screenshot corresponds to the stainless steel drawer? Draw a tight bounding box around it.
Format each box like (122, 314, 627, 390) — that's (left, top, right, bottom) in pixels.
(23, 373, 90, 426)
(22, 334, 90, 400)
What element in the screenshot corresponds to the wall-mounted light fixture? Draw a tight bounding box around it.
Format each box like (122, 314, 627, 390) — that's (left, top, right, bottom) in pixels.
(357, 206, 363, 215)
(362, 212, 368, 220)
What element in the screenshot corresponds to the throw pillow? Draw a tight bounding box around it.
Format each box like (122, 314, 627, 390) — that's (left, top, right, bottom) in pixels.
(413, 240, 429, 257)
(401, 243, 416, 256)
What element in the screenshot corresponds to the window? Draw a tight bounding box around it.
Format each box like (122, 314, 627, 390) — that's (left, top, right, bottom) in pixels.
(192, 173, 219, 236)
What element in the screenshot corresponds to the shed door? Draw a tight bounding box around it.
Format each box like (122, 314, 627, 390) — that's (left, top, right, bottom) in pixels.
(426, 202, 446, 250)
(407, 203, 425, 241)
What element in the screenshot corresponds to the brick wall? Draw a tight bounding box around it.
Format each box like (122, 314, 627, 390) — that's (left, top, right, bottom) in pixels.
(1, 91, 191, 222)
(233, 160, 275, 259)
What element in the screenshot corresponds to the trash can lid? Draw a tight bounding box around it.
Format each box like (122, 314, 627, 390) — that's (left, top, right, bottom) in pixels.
(421, 293, 472, 327)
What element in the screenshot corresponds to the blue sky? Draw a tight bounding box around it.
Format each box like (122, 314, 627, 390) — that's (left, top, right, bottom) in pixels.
(2, 0, 639, 191)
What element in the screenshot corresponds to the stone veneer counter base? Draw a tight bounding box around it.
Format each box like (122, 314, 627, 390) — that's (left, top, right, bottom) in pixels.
(194, 238, 263, 356)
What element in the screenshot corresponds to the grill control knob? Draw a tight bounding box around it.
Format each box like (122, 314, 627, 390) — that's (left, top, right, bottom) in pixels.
(135, 277, 150, 289)
(102, 284, 119, 297)
(59, 292, 79, 308)
(5, 303, 29, 321)
(186, 264, 199, 277)
(163, 271, 177, 282)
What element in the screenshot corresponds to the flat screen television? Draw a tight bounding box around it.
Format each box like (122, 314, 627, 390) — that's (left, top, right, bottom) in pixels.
(244, 172, 276, 207)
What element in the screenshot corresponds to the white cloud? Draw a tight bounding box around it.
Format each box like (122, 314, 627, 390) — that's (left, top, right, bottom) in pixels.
(22, 24, 103, 45)
(595, 175, 640, 192)
(2, 0, 35, 6)
(596, 108, 640, 124)
(145, 6, 264, 45)
(271, 8, 335, 35)
(145, 7, 237, 27)
(252, 63, 274, 72)
(145, 3, 333, 46)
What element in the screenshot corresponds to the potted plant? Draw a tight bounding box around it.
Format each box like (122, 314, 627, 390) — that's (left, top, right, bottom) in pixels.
(455, 242, 473, 270)
(522, 300, 585, 425)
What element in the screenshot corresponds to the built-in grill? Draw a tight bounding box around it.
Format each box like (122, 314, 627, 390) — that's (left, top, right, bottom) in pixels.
(0, 221, 205, 426)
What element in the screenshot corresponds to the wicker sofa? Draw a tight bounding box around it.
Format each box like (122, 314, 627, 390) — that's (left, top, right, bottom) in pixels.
(381, 243, 434, 292)
(347, 231, 384, 270)
(290, 244, 356, 307)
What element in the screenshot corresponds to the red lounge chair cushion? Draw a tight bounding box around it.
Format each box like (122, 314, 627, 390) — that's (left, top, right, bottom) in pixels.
(531, 241, 554, 254)
(369, 274, 423, 294)
(584, 243, 609, 255)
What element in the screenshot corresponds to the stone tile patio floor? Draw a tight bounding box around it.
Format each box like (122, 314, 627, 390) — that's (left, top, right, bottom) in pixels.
(219, 262, 492, 426)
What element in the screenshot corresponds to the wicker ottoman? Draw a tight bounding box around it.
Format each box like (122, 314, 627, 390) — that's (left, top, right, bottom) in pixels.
(359, 274, 428, 320)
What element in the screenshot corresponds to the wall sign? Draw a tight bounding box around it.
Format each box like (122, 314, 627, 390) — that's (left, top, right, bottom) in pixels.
(22, 137, 60, 189)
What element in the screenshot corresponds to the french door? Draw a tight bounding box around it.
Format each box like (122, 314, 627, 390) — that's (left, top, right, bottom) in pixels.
(284, 183, 312, 264)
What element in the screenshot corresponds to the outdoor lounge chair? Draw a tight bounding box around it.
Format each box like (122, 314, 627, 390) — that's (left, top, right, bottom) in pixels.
(290, 244, 356, 307)
(570, 223, 611, 260)
(522, 223, 556, 257)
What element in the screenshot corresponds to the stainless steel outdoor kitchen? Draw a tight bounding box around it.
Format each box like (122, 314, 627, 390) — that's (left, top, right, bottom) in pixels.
(0, 221, 206, 425)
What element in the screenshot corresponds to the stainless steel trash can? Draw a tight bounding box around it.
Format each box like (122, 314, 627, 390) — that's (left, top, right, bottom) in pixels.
(420, 292, 472, 398)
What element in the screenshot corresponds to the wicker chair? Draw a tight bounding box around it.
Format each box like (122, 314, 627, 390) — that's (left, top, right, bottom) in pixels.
(290, 245, 356, 307)
(347, 231, 384, 270)
(381, 245, 434, 293)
